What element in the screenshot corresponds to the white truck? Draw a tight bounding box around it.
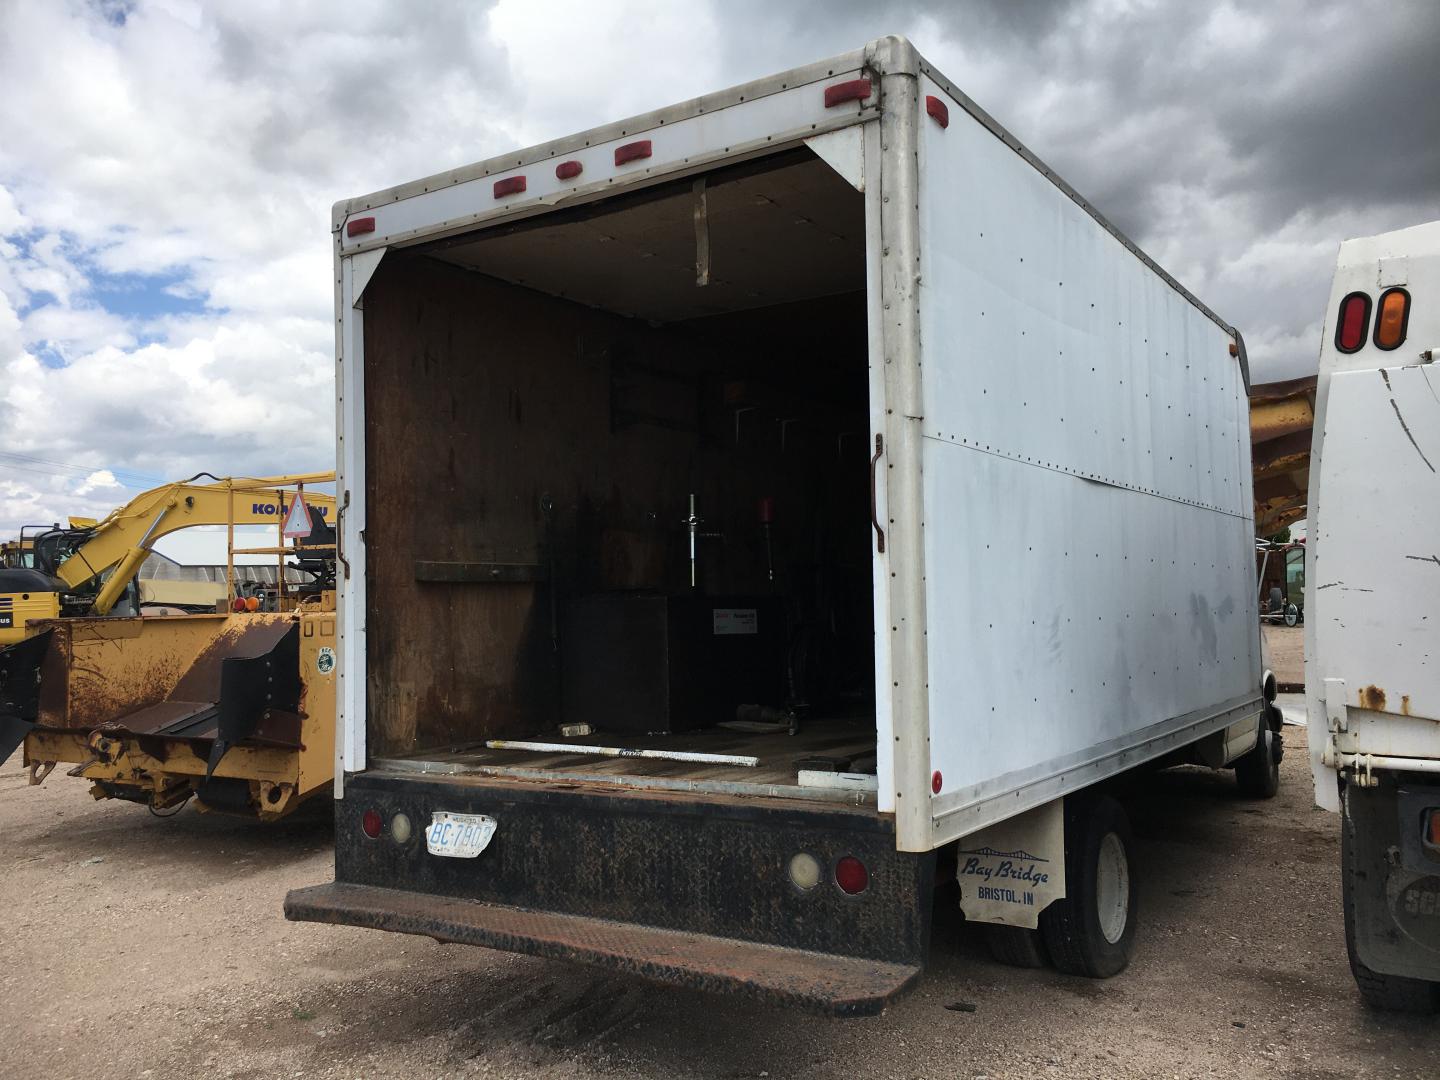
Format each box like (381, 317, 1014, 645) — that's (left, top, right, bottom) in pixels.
(286, 36, 1278, 1015)
(1306, 219, 1440, 1012)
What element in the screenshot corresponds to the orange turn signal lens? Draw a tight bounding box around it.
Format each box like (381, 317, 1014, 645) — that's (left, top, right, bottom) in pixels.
(1374, 287, 1410, 351)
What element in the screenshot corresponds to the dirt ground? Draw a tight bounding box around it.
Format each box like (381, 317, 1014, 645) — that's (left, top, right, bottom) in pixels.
(3, 739, 1436, 1080)
(1263, 624, 1305, 688)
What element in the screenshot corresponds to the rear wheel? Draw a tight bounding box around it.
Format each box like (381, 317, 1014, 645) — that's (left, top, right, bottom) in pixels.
(984, 923, 1049, 968)
(1040, 795, 1137, 978)
(1235, 724, 1281, 799)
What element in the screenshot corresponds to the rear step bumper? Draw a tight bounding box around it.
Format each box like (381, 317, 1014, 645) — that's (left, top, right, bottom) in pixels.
(285, 881, 920, 1016)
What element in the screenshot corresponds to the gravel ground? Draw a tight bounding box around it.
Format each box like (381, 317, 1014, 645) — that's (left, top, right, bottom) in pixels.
(1262, 625, 1304, 688)
(3, 740, 1436, 1080)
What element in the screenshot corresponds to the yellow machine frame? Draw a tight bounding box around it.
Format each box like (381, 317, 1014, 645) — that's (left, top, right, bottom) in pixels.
(2, 473, 339, 820)
(22, 599, 336, 820)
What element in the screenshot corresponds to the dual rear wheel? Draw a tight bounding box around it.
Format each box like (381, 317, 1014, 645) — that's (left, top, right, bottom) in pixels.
(983, 795, 1137, 977)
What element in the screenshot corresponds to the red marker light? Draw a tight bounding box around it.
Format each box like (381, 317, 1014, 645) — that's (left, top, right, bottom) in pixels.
(835, 855, 869, 895)
(614, 140, 652, 166)
(1334, 292, 1371, 354)
(932, 770, 943, 794)
(555, 160, 583, 180)
(925, 95, 949, 128)
(493, 176, 527, 198)
(361, 809, 383, 839)
(345, 216, 376, 238)
(824, 78, 872, 108)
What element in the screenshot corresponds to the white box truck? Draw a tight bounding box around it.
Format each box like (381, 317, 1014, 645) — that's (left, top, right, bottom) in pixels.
(1306, 219, 1440, 1012)
(286, 36, 1278, 1015)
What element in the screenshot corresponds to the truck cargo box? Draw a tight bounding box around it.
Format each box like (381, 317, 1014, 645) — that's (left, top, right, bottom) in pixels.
(289, 35, 1268, 1015)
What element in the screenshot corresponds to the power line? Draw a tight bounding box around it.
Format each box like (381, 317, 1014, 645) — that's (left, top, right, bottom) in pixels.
(0, 449, 164, 487)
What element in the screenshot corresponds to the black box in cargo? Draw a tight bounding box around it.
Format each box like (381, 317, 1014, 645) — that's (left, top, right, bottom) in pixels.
(561, 593, 785, 734)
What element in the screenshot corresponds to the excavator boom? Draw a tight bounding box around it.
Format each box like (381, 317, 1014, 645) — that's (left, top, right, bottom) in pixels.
(47, 473, 335, 614)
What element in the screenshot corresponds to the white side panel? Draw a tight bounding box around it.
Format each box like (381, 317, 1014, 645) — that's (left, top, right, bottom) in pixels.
(914, 76, 1259, 842)
(1312, 365, 1440, 727)
(336, 254, 369, 786)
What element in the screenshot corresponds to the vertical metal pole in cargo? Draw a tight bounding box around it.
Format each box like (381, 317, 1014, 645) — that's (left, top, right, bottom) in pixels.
(874, 44, 934, 853)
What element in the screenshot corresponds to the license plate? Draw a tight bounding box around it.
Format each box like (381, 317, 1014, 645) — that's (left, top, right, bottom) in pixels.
(425, 812, 497, 858)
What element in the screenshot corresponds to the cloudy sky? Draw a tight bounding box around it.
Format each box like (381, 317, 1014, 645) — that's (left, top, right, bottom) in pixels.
(1, 0, 1436, 537)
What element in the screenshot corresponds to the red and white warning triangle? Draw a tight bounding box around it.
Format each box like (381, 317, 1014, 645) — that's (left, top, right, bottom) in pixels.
(282, 491, 313, 539)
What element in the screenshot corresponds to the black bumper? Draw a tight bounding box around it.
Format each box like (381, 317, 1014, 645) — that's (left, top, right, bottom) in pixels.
(287, 772, 933, 1015)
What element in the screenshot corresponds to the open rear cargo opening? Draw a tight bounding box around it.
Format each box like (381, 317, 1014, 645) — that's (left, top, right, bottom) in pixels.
(363, 147, 880, 802)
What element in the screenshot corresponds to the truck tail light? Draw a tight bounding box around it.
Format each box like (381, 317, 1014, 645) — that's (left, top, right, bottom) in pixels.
(1335, 292, 1371, 353)
(1374, 287, 1411, 350)
(788, 852, 821, 890)
(1425, 809, 1440, 850)
(835, 855, 869, 894)
(390, 812, 412, 844)
(361, 808, 383, 838)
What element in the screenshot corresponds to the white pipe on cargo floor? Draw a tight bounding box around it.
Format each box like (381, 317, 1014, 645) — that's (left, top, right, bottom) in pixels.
(485, 739, 758, 767)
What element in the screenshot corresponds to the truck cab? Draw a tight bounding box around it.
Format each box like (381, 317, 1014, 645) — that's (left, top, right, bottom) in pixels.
(1306, 219, 1440, 1011)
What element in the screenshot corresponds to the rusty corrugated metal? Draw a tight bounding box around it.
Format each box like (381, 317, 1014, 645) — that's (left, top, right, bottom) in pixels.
(1250, 375, 1316, 534)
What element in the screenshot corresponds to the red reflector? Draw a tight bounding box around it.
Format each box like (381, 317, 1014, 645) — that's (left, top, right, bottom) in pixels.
(1335, 291, 1371, 353)
(1375, 287, 1411, 351)
(345, 216, 376, 238)
(555, 160, 583, 180)
(493, 176, 527, 198)
(925, 95, 949, 128)
(931, 770, 943, 794)
(1427, 809, 1440, 848)
(614, 140, 652, 166)
(824, 78, 872, 108)
(361, 809, 383, 839)
(835, 855, 869, 895)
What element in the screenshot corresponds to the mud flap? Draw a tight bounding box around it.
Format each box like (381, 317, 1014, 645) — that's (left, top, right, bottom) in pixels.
(955, 799, 1066, 929)
(0, 631, 51, 762)
(202, 623, 301, 780)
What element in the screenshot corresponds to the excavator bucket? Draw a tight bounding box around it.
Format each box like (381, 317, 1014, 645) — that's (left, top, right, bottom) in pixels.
(0, 630, 51, 762)
(21, 613, 308, 814)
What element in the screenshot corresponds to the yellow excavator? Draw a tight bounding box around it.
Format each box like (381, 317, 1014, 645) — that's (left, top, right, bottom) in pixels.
(0, 473, 338, 820)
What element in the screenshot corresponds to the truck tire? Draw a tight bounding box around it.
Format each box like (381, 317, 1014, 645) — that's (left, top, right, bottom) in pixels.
(1040, 795, 1137, 978)
(984, 923, 1049, 968)
(1235, 725, 1281, 799)
(1342, 817, 1439, 1013)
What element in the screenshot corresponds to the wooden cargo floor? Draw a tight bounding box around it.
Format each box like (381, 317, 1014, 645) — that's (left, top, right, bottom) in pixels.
(377, 716, 876, 794)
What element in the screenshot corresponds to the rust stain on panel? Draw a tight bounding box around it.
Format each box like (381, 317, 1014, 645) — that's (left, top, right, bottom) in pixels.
(1359, 685, 1387, 711)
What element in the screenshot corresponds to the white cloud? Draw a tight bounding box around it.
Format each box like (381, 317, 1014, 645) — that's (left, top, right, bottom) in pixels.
(0, 0, 1435, 539)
